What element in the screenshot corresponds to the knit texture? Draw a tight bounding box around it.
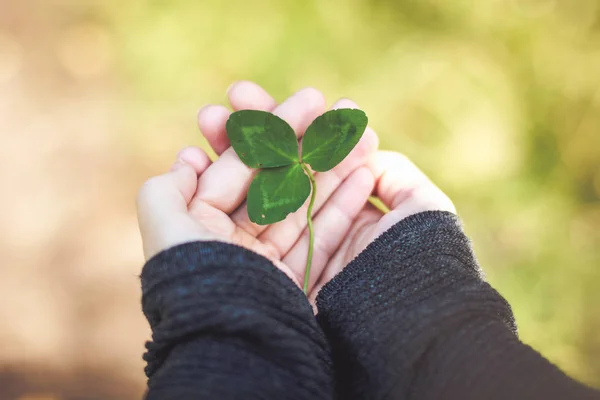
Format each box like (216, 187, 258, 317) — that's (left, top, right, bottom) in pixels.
(141, 211, 600, 400)
(316, 211, 598, 400)
(141, 241, 333, 399)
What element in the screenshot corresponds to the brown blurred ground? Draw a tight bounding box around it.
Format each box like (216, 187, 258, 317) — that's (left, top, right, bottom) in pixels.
(0, 0, 599, 398)
(1, 1, 149, 397)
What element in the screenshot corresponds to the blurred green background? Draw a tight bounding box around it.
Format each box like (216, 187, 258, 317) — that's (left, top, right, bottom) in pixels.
(0, 0, 599, 398)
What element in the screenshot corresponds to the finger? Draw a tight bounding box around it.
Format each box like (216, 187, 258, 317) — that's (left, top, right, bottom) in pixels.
(175, 147, 213, 202)
(308, 210, 379, 304)
(243, 98, 378, 255)
(368, 151, 455, 234)
(137, 165, 197, 220)
(137, 150, 211, 259)
(139, 147, 211, 224)
(197, 105, 231, 156)
(310, 153, 456, 303)
(174, 146, 212, 177)
(191, 87, 326, 214)
(282, 166, 375, 291)
(197, 82, 278, 156)
(228, 80, 278, 111)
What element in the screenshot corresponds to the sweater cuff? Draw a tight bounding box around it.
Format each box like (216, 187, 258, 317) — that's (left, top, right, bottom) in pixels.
(141, 241, 325, 378)
(316, 211, 514, 331)
(315, 211, 517, 398)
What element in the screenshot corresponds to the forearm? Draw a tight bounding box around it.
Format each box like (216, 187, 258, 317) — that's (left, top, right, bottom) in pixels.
(410, 317, 599, 400)
(141, 241, 334, 400)
(316, 211, 598, 399)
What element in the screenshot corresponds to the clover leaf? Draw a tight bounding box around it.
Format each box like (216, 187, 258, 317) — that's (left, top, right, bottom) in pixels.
(247, 164, 311, 225)
(302, 108, 368, 171)
(226, 110, 299, 168)
(226, 107, 369, 293)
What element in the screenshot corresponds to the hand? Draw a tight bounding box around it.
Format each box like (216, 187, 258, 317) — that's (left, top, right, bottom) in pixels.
(137, 81, 379, 288)
(307, 150, 456, 302)
(192, 81, 453, 301)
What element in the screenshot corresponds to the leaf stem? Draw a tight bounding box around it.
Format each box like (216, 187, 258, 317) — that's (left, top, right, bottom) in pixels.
(300, 162, 316, 294)
(367, 196, 391, 214)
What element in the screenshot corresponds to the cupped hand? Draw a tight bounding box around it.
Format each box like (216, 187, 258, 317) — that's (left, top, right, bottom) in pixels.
(306, 150, 456, 302)
(137, 81, 454, 299)
(192, 82, 454, 302)
(137, 81, 379, 288)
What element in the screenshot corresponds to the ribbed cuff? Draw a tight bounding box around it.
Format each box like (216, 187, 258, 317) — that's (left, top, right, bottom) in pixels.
(315, 211, 516, 399)
(316, 211, 488, 314)
(141, 241, 326, 378)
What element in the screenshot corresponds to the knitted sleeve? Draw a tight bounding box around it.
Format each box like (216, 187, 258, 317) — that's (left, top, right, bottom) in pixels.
(141, 241, 334, 400)
(316, 211, 599, 400)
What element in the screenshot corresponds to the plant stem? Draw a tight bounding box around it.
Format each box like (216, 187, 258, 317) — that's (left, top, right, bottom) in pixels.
(368, 196, 391, 214)
(301, 162, 317, 294)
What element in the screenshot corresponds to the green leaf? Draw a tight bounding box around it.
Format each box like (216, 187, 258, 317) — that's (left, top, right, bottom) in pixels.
(247, 164, 311, 225)
(301, 108, 368, 172)
(226, 110, 299, 168)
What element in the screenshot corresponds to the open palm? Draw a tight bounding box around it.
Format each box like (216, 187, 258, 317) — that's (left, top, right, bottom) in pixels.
(193, 81, 378, 289)
(195, 81, 454, 301)
(306, 150, 455, 302)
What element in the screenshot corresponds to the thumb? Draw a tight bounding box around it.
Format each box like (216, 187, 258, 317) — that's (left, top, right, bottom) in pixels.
(137, 145, 212, 217)
(136, 148, 213, 260)
(368, 151, 455, 235)
(137, 162, 198, 218)
(136, 162, 200, 260)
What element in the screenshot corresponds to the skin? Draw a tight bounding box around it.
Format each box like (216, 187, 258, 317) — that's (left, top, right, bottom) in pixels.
(136, 81, 455, 305)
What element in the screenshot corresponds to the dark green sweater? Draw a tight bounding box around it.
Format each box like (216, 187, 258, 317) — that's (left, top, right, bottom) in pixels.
(141, 211, 599, 399)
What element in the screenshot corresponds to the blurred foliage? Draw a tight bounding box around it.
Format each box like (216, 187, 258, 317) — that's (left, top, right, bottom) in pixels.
(113, 0, 600, 384)
(2, 0, 600, 394)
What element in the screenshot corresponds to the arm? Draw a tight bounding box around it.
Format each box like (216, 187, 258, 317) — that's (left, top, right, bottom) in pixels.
(316, 211, 599, 400)
(136, 82, 378, 399)
(142, 241, 334, 399)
